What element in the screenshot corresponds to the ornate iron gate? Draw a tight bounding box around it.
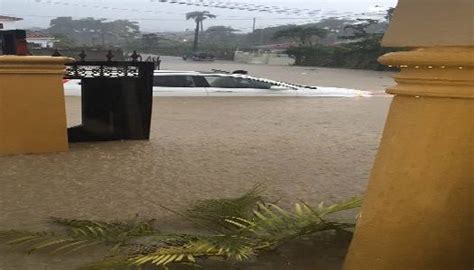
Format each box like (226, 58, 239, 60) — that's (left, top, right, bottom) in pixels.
(57, 50, 155, 142)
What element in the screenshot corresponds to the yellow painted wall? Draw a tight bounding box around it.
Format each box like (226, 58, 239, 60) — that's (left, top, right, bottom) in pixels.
(0, 56, 73, 155)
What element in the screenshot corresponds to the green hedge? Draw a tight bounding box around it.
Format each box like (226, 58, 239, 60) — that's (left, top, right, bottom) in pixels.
(286, 43, 400, 71)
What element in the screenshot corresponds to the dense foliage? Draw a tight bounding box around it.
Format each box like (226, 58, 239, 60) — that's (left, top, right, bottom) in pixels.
(49, 17, 140, 47)
(284, 18, 399, 70)
(272, 25, 329, 46)
(0, 186, 361, 269)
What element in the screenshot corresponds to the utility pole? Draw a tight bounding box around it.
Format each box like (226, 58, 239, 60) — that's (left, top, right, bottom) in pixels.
(252, 17, 256, 32)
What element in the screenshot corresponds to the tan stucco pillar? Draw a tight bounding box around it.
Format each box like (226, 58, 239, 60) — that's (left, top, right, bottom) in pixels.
(0, 56, 73, 155)
(343, 47, 473, 270)
(343, 0, 473, 269)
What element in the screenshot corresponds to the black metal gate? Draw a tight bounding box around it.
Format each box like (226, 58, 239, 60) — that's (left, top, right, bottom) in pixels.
(59, 50, 155, 142)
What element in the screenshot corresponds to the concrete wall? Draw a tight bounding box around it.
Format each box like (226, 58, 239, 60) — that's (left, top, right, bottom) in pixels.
(0, 21, 17, 30)
(29, 48, 125, 61)
(27, 39, 54, 48)
(234, 51, 295, 66)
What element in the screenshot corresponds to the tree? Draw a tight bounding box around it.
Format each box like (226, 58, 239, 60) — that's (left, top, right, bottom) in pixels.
(205, 26, 239, 37)
(203, 26, 239, 45)
(339, 19, 384, 50)
(273, 25, 329, 46)
(51, 33, 76, 48)
(185, 11, 217, 52)
(141, 33, 160, 51)
(48, 17, 139, 47)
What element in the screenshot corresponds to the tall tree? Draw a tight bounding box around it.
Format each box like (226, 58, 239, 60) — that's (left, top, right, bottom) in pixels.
(204, 26, 239, 45)
(339, 19, 384, 50)
(185, 11, 216, 52)
(48, 17, 139, 47)
(141, 33, 160, 51)
(273, 25, 329, 46)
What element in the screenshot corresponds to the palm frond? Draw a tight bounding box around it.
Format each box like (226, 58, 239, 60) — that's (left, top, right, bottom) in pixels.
(130, 234, 254, 268)
(185, 11, 216, 20)
(51, 217, 157, 242)
(225, 197, 362, 248)
(0, 218, 157, 255)
(184, 184, 264, 230)
(131, 245, 206, 267)
(317, 197, 362, 216)
(0, 187, 362, 270)
(0, 230, 98, 254)
(194, 235, 256, 260)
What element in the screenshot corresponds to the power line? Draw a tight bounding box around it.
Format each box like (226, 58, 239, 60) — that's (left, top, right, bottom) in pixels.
(151, 0, 322, 16)
(33, 0, 185, 16)
(31, 0, 386, 20)
(27, 0, 388, 31)
(5, 13, 325, 22)
(33, 0, 322, 18)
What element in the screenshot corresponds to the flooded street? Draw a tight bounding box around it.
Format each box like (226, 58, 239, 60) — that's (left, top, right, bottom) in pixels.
(0, 61, 393, 269)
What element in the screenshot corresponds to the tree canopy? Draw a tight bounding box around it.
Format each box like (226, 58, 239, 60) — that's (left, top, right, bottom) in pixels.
(48, 17, 139, 47)
(273, 25, 329, 46)
(185, 11, 217, 31)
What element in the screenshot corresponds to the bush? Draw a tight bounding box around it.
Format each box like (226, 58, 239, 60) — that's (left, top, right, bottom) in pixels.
(286, 43, 400, 71)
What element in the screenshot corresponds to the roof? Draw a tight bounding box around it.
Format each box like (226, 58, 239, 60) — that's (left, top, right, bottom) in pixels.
(0, 15, 23, 21)
(26, 31, 53, 39)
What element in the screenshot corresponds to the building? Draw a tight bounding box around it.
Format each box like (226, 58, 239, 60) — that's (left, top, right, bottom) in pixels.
(234, 43, 296, 66)
(0, 15, 23, 30)
(26, 31, 56, 48)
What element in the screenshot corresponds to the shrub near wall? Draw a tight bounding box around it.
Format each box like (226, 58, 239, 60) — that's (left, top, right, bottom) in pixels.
(286, 44, 399, 71)
(136, 45, 237, 60)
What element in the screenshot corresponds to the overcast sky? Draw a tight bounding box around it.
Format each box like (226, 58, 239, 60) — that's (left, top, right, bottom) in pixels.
(1, 0, 398, 32)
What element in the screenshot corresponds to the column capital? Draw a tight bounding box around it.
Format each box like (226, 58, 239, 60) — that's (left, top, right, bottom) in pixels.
(378, 47, 474, 98)
(0, 56, 74, 75)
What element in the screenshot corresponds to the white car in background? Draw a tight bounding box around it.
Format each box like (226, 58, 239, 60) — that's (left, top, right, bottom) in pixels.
(63, 70, 372, 97)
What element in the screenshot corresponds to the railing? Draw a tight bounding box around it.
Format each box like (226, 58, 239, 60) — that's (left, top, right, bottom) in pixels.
(52, 49, 155, 79)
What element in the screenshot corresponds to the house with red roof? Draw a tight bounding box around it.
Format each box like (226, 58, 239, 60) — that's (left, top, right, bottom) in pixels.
(26, 31, 56, 48)
(1, 15, 56, 48)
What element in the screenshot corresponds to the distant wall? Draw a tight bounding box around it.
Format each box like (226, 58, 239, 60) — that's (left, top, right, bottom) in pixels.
(27, 39, 54, 49)
(234, 51, 295, 66)
(28, 48, 125, 61)
(0, 21, 17, 30)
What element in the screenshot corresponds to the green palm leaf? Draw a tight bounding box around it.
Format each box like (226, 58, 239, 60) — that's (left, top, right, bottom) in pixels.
(184, 184, 264, 231)
(225, 197, 362, 247)
(0, 230, 98, 255)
